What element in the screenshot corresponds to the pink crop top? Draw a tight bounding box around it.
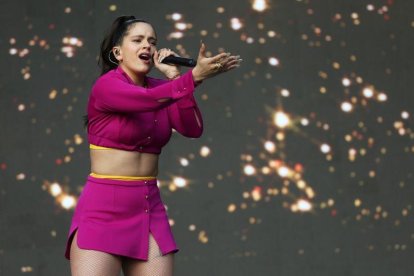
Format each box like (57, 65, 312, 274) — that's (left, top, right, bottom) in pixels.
(86, 66, 203, 154)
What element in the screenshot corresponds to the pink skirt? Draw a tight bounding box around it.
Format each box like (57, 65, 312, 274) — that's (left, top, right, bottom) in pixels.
(64, 175, 179, 261)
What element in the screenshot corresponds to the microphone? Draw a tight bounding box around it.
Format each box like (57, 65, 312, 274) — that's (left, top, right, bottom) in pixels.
(161, 55, 197, 67)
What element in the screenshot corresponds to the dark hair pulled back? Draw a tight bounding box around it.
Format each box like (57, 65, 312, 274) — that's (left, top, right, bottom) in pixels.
(83, 16, 151, 129)
(98, 15, 151, 76)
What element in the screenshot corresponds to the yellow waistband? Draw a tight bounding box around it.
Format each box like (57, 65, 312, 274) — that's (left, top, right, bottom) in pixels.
(90, 144, 113, 150)
(90, 172, 156, 181)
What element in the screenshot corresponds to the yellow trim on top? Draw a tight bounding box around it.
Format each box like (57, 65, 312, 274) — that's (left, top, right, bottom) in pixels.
(89, 172, 156, 181)
(90, 144, 113, 150)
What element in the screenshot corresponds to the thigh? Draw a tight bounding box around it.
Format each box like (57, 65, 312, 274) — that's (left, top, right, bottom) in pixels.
(122, 233, 175, 276)
(70, 230, 123, 276)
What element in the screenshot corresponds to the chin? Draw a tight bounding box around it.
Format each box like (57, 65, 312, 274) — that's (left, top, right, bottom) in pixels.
(132, 65, 152, 75)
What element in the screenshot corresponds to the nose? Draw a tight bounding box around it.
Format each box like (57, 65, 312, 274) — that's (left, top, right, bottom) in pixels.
(142, 40, 151, 49)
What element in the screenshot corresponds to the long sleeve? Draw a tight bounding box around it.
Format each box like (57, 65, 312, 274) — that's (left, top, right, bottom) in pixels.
(93, 69, 197, 113)
(167, 92, 203, 138)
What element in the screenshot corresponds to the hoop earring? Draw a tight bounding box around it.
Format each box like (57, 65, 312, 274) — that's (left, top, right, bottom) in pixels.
(108, 52, 119, 65)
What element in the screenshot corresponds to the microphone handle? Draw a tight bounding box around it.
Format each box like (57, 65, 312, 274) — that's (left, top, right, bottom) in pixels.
(162, 56, 197, 67)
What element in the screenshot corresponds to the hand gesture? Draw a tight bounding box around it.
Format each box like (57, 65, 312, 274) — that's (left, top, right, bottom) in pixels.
(192, 42, 242, 82)
(153, 48, 181, 79)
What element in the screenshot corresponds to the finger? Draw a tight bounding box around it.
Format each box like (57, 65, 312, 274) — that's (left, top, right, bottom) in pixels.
(160, 53, 172, 63)
(165, 50, 180, 57)
(225, 58, 242, 67)
(158, 51, 167, 63)
(157, 49, 167, 60)
(220, 58, 241, 70)
(162, 48, 171, 55)
(227, 55, 241, 61)
(198, 41, 206, 59)
(224, 64, 241, 71)
(214, 57, 235, 68)
(224, 55, 241, 61)
(159, 49, 178, 63)
(160, 55, 168, 63)
(218, 55, 237, 65)
(153, 50, 159, 64)
(211, 52, 231, 63)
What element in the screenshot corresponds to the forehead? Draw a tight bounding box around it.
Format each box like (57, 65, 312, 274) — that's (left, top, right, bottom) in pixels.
(126, 22, 156, 37)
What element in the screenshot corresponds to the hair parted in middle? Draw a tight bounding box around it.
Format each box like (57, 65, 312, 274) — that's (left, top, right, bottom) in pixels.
(98, 15, 153, 76)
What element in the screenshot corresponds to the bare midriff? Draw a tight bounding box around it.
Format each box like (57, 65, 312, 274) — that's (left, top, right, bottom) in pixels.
(90, 145, 159, 178)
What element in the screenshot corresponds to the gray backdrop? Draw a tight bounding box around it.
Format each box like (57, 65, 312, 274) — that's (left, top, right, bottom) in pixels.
(1, 0, 414, 275)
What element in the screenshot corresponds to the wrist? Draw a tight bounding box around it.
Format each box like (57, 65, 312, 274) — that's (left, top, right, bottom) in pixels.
(191, 68, 203, 83)
(166, 71, 181, 80)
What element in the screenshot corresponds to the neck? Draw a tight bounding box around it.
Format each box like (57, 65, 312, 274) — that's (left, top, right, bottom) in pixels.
(119, 65, 147, 87)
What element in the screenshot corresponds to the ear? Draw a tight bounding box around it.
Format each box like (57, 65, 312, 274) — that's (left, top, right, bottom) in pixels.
(112, 47, 122, 61)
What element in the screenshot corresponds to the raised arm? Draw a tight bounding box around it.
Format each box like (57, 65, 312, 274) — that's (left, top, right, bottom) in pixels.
(93, 69, 197, 113)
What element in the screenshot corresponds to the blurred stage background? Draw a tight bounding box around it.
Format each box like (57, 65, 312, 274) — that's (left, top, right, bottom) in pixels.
(1, 0, 414, 275)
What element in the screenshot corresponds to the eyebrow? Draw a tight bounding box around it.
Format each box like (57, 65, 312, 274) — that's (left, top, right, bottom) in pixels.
(130, 35, 157, 41)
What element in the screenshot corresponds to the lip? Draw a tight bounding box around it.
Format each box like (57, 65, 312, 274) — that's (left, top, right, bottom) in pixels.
(139, 53, 152, 64)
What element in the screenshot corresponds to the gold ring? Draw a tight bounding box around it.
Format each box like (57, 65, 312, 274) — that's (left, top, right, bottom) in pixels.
(214, 62, 223, 70)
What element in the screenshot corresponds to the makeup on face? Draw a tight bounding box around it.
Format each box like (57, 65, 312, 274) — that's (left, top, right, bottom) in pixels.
(126, 23, 157, 66)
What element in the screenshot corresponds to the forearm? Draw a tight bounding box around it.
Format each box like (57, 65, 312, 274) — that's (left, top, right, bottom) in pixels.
(93, 70, 197, 113)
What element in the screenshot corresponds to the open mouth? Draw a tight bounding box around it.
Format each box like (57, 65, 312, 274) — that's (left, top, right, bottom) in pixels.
(139, 53, 152, 63)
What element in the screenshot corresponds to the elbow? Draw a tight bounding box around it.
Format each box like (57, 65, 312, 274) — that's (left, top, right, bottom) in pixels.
(191, 127, 204, 138)
(179, 126, 204, 138)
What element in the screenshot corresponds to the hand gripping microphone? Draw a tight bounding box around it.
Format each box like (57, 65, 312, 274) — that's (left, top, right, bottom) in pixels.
(161, 55, 197, 67)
